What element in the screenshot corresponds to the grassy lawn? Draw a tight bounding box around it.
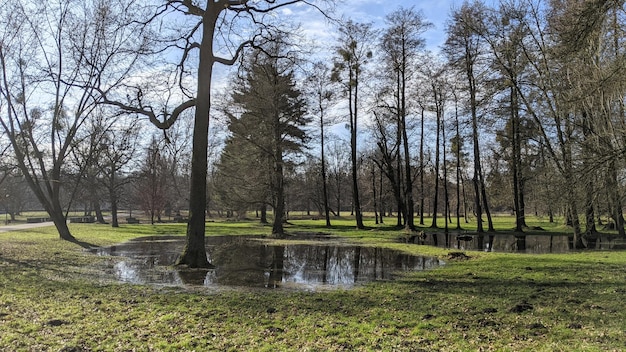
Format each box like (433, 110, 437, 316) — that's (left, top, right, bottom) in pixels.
(1, 218, 625, 351)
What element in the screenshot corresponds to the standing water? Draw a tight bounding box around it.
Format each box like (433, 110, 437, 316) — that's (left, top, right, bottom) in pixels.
(93, 235, 443, 291)
(406, 232, 625, 253)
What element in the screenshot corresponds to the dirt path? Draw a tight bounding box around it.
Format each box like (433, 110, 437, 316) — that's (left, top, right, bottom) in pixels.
(0, 221, 54, 233)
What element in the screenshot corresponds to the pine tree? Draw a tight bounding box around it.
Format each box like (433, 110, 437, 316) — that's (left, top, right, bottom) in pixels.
(219, 45, 310, 236)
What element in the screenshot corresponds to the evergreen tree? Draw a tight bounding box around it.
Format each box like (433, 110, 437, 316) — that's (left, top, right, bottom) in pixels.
(219, 44, 310, 236)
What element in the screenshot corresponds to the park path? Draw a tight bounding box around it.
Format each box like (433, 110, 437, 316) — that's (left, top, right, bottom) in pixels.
(0, 221, 54, 233)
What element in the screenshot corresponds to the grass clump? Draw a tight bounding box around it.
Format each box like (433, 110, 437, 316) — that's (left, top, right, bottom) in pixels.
(1, 218, 625, 351)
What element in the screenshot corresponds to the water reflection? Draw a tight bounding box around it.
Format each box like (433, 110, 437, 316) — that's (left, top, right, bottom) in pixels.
(93, 236, 442, 290)
(409, 233, 623, 253)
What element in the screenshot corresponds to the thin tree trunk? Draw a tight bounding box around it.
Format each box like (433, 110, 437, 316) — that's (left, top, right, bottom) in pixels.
(372, 164, 378, 224)
(396, 70, 406, 227)
(419, 107, 425, 225)
(480, 177, 495, 231)
(443, 108, 449, 235)
(379, 167, 384, 224)
(350, 70, 364, 229)
(454, 97, 462, 230)
(335, 170, 341, 217)
(431, 105, 441, 229)
(320, 109, 331, 227)
(400, 69, 414, 230)
(608, 160, 625, 237)
(110, 189, 119, 228)
(511, 86, 524, 232)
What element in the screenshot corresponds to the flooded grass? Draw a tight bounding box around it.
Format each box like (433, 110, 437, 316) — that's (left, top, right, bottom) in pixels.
(1, 220, 626, 350)
(92, 235, 443, 290)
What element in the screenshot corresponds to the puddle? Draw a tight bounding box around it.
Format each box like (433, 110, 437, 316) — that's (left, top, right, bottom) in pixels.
(92, 236, 443, 291)
(407, 233, 626, 253)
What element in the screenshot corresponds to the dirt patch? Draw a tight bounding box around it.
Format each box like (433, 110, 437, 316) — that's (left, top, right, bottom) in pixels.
(447, 252, 471, 260)
(510, 301, 534, 313)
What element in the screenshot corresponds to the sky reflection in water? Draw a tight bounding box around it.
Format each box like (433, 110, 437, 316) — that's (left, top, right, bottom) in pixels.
(94, 236, 443, 291)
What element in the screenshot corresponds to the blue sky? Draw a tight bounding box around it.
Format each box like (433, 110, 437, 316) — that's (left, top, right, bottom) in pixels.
(338, 0, 458, 48)
(212, 0, 462, 86)
(287, 0, 461, 51)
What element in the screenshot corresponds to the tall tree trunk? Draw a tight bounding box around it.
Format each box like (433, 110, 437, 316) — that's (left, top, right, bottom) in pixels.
(110, 188, 119, 228)
(480, 177, 495, 231)
(511, 86, 524, 232)
(443, 108, 450, 235)
(177, 8, 217, 268)
(519, 176, 527, 226)
(581, 110, 597, 236)
(401, 121, 414, 229)
(350, 70, 364, 229)
(335, 171, 341, 217)
(94, 201, 105, 224)
(379, 167, 384, 224)
(419, 107, 425, 225)
(381, 158, 404, 228)
(260, 203, 268, 224)
(462, 171, 469, 223)
(19, 162, 76, 242)
(472, 173, 483, 231)
(271, 145, 285, 237)
(564, 159, 583, 248)
(608, 160, 625, 237)
(395, 70, 406, 227)
(609, 8, 626, 239)
(51, 212, 74, 242)
(431, 106, 441, 229)
(48, 191, 75, 242)
(468, 66, 484, 233)
(320, 110, 331, 227)
(400, 70, 414, 230)
(584, 185, 597, 235)
(372, 164, 379, 224)
(454, 98, 462, 230)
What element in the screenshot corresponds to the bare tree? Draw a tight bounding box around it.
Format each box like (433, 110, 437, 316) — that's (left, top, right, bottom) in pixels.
(0, 0, 143, 242)
(98, 0, 330, 267)
(98, 118, 141, 228)
(306, 61, 335, 227)
(370, 107, 404, 227)
(419, 55, 449, 229)
(137, 136, 169, 224)
(327, 138, 351, 217)
(493, 0, 591, 245)
(331, 20, 374, 230)
(380, 6, 432, 231)
(445, 1, 495, 233)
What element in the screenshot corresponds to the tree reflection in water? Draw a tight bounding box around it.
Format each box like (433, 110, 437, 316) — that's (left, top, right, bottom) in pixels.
(409, 233, 624, 253)
(94, 236, 443, 291)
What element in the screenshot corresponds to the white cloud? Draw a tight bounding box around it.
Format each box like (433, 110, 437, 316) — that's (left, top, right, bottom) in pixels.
(294, 0, 458, 53)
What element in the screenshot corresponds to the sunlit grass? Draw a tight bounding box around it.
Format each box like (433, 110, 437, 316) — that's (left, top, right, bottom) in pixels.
(1, 217, 625, 350)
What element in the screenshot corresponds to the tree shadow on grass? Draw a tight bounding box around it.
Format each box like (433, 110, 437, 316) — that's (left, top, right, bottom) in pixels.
(69, 237, 99, 250)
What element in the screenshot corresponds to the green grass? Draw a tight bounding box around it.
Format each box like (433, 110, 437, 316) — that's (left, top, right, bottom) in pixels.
(1, 217, 626, 351)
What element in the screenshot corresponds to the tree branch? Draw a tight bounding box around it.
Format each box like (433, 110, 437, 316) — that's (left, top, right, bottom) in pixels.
(167, 0, 205, 17)
(101, 91, 195, 130)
